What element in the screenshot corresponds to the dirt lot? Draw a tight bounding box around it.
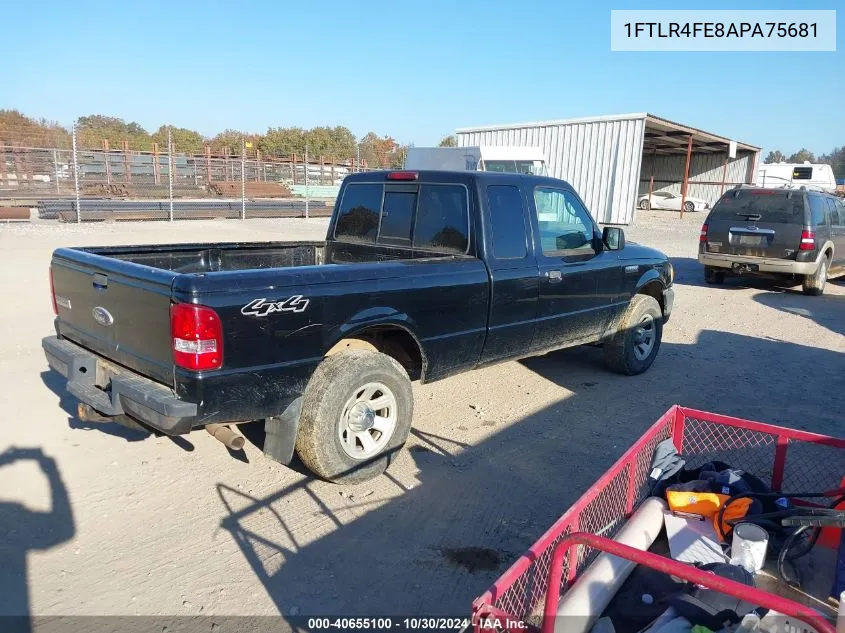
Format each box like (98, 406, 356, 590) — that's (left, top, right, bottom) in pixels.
(1, 211, 843, 621)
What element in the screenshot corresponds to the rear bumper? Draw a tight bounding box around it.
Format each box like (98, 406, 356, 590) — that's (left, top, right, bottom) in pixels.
(42, 336, 197, 435)
(698, 252, 819, 275)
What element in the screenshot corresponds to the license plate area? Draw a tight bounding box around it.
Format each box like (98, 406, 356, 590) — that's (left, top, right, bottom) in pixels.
(738, 235, 764, 247)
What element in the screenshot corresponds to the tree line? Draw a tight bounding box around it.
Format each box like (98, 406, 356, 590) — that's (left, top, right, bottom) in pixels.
(0, 110, 424, 168)
(764, 147, 845, 179)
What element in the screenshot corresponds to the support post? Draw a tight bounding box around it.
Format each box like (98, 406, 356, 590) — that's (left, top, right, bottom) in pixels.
(679, 134, 693, 219)
(72, 124, 81, 223)
(241, 137, 246, 220)
(167, 127, 174, 221)
(720, 151, 729, 197)
(304, 143, 309, 219)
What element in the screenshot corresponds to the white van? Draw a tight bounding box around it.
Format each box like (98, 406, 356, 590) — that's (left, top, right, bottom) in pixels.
(756, 162, 836, 192)
(404, 146, 548, 176)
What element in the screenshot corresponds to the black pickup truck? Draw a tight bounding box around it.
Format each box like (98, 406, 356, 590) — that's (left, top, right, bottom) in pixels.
(43, 170, 674, 482)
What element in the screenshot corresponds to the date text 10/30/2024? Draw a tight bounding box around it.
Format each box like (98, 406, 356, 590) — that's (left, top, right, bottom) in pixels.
(305, 617, 527, 630)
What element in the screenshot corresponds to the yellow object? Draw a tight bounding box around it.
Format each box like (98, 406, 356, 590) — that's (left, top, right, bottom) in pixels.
(245, 141, 253, 148)
(665, 490, 753, 540)
(666, 490, 730, 518)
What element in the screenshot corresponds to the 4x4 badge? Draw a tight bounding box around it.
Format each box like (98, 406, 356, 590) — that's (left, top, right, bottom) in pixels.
(241, 296, 309, 317)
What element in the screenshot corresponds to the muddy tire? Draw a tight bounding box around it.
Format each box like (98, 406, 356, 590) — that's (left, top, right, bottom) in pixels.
(603, 294, 663, 375)
(802, 256, 828, 296)
(704, 266, 725, 284)
(295, 349, 413, 484)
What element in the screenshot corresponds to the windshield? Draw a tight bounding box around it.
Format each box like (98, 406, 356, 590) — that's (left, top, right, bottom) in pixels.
(709, 189, 806, 224)
(483, 160, 547, 176)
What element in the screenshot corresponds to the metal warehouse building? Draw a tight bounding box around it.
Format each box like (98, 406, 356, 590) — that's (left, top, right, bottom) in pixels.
(455, 113, 761, 224)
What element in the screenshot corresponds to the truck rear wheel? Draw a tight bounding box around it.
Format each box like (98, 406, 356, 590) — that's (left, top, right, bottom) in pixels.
(603, 294, 663, 375)
(295, 349, 413, 483)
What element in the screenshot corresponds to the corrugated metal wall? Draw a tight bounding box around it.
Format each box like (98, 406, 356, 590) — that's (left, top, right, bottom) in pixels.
(456, 116, 646, 224)
(638, 151, 755, 204)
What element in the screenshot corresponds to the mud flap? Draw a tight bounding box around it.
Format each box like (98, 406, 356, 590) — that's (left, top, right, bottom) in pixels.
(263, 397, 302, 465)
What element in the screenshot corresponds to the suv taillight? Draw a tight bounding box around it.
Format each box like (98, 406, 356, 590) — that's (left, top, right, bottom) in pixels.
(49, 268, 58, 315)
(170, 303, 223, 371)
(699, 223, 708, 243)
(799, 229, 815, 251)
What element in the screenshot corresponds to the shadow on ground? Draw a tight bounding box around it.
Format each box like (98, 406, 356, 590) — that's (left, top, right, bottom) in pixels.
(0, 448, 74, 632)
(216, 329, 845, 621)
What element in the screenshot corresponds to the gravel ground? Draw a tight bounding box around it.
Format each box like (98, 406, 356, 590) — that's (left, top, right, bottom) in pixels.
(1, 211, 843, 622)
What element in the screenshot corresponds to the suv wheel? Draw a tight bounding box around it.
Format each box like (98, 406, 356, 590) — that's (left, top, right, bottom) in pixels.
(603, 294, 663, 375)
(704, 266, 725, 284)
(802, 256, 828, 296)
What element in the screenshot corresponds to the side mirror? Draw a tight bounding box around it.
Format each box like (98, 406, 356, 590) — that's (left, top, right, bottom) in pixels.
(603, 226, 625, 251)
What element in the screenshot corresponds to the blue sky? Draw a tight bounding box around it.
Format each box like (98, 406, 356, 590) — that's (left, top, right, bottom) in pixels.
(2, 0, 842, 155)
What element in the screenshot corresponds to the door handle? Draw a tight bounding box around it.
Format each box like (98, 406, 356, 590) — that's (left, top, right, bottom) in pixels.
(545, 270, 563, 282)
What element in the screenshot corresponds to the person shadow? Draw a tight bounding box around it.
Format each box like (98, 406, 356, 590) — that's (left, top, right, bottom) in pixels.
(0, 448, 75, 633)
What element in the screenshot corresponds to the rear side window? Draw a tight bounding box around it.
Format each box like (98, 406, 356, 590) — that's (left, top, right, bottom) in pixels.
(826, 197, 841, 226)
(812, 196, 829, 226)
(335, 184, 382, 242)
(808, 195, 828, 227)
(487, 185, 527, 259)
(710, 190, 805, 224)
(414, 185, 469, 253)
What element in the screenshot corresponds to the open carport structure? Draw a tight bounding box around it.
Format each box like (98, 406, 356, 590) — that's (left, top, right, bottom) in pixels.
(455, 113, 760, 224)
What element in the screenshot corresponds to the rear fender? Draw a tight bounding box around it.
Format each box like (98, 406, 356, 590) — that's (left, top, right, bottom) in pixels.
(329, 307, 429, 377)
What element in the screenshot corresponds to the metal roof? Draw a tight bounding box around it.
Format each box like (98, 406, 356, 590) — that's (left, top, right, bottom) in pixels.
(456, 112, 760, 155)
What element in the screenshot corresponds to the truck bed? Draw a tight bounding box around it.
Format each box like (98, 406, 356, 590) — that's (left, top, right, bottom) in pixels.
(86, 240, 460, 274)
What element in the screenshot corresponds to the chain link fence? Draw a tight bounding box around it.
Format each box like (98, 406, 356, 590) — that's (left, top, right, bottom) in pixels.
(1, 124, 396, 222)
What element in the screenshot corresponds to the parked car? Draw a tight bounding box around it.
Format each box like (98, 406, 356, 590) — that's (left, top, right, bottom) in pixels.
(43, 170, 674, 483)
(699, 185, 845, 295)
(638, 191, 709, 213)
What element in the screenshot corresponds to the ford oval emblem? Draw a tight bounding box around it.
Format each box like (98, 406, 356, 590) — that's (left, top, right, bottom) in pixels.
(92, 306, 114, 326)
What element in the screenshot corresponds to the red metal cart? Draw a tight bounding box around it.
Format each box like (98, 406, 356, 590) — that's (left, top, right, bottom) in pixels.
(471, 405, 845, 633)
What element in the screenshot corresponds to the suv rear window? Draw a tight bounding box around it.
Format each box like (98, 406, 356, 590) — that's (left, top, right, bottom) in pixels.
(335, 182, 469, 254)
(709, 190, 806, 224)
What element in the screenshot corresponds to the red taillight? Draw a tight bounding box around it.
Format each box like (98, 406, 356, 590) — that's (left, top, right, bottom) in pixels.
(170, 303, 223, 371)
(799, 229, 815, 251)
(49, 269, 58, 315)
(386, 171, 418, 181)
(699, 223, 708, 243)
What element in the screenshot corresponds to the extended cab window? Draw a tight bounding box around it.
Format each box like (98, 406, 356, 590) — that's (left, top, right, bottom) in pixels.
(414, 185, 469, 253)
(335, 184, 382, 242)
(533, 187, 596, 257)
(487, 185, 527, 259)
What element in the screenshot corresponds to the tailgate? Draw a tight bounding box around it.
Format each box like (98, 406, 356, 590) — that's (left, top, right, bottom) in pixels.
(51, 248, 177, 385)
(704, 189, 806, 259)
